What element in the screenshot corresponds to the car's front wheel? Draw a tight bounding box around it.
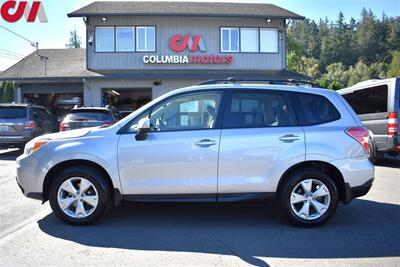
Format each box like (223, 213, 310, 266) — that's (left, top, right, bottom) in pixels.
(49, 166, 112, 225)
(278, 168, 339, 227)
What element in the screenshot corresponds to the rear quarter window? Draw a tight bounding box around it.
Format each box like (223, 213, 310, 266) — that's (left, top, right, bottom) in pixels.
(290, 92, 341, 126)
(345, 85, 388, 115)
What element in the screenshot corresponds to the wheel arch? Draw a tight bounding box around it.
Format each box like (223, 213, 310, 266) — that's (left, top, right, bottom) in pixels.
(276, 161, 346, 202)
(43, 159, 121, 205)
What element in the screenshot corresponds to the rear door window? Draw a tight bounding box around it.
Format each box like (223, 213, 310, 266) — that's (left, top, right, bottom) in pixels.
(347, 85, 388, 115)
(290, 92, 341, 126)
(223, 90, 297, 128)
(0, 107, 27, 119)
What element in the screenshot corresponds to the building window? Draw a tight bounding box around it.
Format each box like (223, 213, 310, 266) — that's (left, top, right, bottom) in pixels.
(221, 27, 239, 52)
(240, 28, 259, 52)
(95, 27, 115, 52)
(260, 28, 278, 53)
(136, 26, 156, 52)
(116, 27, 135, 52)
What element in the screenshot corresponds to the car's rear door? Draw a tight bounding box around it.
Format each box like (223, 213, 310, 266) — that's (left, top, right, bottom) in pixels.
(217, 89, 305, 196)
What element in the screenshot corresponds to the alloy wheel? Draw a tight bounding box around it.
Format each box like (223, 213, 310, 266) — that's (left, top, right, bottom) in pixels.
(57, 177, 99, 219)
(290, 178, 331, 220)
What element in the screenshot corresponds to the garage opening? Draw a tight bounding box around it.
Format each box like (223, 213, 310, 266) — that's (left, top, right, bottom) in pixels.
(102, 88, 152, 119)
(21, 83, 83, 121)
(23, 93, 83, 121)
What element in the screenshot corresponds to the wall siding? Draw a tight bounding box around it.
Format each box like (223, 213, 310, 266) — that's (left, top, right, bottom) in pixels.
(88, 16, 285, 71)
(84, 79, 202, 107)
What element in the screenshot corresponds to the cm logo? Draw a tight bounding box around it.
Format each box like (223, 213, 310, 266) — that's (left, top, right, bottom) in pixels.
(169, 34, 206, 52)
(1, 0, 47, 22)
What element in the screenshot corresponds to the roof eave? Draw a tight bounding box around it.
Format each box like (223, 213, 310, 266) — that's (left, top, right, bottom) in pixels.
(0, 76, 98, 82)
(67, 12, 304, 20)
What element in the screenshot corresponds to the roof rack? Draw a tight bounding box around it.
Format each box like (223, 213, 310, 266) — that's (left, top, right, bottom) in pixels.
(197, 77, 320, 87)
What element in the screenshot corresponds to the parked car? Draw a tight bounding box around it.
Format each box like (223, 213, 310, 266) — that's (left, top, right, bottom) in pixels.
(59, 106, 118, 131)
(16, 80, 374, 227)
(118, 111, 132, 120)
(0, 104, 57, 149)
(338, 78, 399, 162)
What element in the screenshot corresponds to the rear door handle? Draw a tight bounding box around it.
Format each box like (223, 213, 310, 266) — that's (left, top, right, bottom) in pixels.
(279, 134, 300, 142)
(195, 139, 217, 147)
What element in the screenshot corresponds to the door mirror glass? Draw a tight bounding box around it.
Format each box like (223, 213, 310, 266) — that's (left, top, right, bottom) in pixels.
(135, 117, 150, 141)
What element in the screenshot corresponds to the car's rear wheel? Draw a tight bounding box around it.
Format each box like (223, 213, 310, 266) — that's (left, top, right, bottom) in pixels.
(49, 166, 112, 225)
(278, 168, 338, 227)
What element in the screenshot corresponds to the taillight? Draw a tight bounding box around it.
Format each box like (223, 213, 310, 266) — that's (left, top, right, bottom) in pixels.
(59, 122, 69, 131)
(24, 121, 36, 129)
(388, 112, 398, 136)
(346, 127, 369, 154)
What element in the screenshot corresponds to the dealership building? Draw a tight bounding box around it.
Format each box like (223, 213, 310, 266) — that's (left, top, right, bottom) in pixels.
(0, 1, 305, 117)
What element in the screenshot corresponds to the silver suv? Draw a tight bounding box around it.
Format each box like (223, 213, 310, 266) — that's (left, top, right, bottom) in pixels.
(16, 80, 375, 227)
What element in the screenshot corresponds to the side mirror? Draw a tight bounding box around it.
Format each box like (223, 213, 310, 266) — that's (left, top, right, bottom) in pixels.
(135, 117, 150, 141)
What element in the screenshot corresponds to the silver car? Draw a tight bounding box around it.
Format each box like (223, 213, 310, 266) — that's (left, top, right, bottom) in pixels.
(16, 81, 374, 227)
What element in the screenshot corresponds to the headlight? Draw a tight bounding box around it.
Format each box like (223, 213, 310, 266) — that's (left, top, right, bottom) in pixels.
(24, 140, 48, 155)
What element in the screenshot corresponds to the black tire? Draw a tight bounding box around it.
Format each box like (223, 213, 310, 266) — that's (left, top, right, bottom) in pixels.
(49, 165, 112, 225)
(278, 168, 339, 227)
(368, 138, 380, 164)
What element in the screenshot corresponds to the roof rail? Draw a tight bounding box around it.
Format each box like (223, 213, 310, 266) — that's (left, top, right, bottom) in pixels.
(197, 77, 320, 87)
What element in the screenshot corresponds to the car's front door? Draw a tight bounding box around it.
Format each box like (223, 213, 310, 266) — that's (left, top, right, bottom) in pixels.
(118, 90, 223, 199)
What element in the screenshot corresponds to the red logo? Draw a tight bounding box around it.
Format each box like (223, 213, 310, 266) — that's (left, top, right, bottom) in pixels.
(169, 34, 206, 52)
(1, 0, 47, 22)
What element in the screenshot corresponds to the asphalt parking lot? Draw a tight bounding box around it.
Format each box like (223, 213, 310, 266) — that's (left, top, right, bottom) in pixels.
(0, 148, 399, 267)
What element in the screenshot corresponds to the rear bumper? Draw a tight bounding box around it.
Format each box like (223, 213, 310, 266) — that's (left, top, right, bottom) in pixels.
(344, 178, 374, 204)
(0, 136, 31, 146)
(375, 135, 400, 153)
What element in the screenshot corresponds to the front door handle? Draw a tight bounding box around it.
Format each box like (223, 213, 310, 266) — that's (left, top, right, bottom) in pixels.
(279, 134, 300, 142)
(195, 139, 217, 147)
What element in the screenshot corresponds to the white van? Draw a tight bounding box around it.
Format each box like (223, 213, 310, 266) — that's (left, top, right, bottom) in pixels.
(338, 78, 400, 162)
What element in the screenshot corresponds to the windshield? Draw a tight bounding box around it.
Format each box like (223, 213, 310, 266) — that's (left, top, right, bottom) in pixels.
(0, 107, 27, 119)
(67, 110, 110, 121)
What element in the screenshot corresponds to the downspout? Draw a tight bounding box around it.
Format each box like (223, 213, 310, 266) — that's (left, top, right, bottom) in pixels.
(282, 19, 287, 70)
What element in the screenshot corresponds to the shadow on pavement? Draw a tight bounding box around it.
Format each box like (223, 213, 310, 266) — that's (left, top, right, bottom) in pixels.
(375, 156, 400, 168)
(38, 199, 400, 266)
(0, 149, 23, 161)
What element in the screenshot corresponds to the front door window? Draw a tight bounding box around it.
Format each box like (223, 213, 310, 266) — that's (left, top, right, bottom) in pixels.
(148, 92, 222, 132)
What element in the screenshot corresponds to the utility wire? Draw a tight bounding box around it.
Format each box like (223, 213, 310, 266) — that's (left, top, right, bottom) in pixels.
(0, 25, 35, 46)
(0, 54, 22, 60)
(0, 51, 23, 59)
(0, 48, 25, 57)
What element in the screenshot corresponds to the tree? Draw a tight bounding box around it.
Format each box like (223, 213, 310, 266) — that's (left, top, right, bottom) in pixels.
(347, 61, 372, 86)
(0, 82, 14, 103)
(387, 50, 400, 77)
(322, 62, 349, 87)
(286, 8, 400, 87)
(66, 29, 82, 48)
(287, 50, 320, 79)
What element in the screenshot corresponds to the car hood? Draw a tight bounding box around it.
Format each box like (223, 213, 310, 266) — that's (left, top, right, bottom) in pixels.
(37, 128, 94, 141)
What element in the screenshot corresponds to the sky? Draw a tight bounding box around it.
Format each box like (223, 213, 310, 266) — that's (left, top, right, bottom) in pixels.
(0, 0, 399, 71)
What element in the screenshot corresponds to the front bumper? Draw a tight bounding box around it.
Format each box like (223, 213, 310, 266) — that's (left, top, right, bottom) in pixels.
(344, 178, 374, 204)
(16, 153, 48, 201)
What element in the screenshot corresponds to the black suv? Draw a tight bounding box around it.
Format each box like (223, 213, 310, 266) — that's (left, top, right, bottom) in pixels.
(59, 106, 118, 131)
